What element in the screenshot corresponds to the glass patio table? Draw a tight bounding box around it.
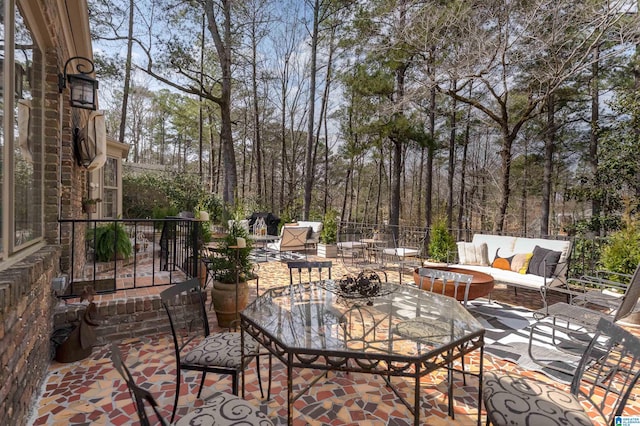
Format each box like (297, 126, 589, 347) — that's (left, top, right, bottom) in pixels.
(240, 280, 485, 425)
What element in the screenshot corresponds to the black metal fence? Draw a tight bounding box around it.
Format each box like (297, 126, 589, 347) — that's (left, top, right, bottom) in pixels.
(58, 217, 203, 298)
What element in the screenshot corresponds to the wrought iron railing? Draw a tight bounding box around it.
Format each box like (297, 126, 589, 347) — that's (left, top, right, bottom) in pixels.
(58, 217, 203, 298)
(337, 220, 606, 278)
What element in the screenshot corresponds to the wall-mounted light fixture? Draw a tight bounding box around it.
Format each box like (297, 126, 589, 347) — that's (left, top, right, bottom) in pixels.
(58, 56, 99, 110)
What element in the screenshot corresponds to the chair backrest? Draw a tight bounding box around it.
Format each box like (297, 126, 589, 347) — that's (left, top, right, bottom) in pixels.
(288, 260, 332, 285)
(110, 344, 169, 426)
(417, 267, 474, 306)
(160, 278, 208, 361)
(280, 226, 310, 250)
(570, 318, 640, 424)
(614, 262, 640, 321)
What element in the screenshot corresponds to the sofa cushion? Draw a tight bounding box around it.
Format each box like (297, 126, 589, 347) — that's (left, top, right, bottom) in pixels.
(528, 246, 561, 278)
(471, 235, 517, 263)
(510, 253, 533, 274)
(491, 250, 514, 271)
(457, 242, 489, 266)
(451, 264, 549, 290)
(297, 221, 323, 244)
(512, 238, 571, 264)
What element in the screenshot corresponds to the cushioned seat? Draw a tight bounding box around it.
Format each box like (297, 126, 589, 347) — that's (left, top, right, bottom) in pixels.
(176, 391, 272, 426)
(182, 332, 259, 368)
(483, 318, 640, 426)
(110, 343, 274, 426)
(382, 247, 419, 258)
(483, 371, 590, 426)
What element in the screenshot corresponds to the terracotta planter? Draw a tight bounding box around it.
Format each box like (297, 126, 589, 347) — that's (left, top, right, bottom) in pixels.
(211, 280, 249, 328)
(83, 203, 96, 214)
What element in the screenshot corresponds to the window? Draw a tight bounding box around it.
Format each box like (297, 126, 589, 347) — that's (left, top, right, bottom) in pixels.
(1, 1, 44, 256)
(102, 157, 118, 218)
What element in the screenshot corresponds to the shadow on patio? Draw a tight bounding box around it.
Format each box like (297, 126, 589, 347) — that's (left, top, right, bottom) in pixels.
(31, 257, 640, 425)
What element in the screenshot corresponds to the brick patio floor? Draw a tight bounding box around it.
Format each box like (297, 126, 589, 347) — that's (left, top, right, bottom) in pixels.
(29, 256, 640, 425)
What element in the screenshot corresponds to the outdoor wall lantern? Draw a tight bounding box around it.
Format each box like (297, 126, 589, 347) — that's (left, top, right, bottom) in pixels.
(58, 56, 99, 110)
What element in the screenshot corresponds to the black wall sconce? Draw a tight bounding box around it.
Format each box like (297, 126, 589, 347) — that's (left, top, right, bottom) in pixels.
(58, 56, 99, 110)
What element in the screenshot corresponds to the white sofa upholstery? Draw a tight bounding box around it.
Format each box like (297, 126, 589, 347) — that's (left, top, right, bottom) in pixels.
(296, 221, 323, 249)
(450, 234, 572, 292)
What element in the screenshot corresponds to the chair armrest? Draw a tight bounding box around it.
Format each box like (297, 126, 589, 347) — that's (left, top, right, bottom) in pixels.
(593, 269, 633, 282)
(568, 276, 628, 294)
(541, 258, 569, 288)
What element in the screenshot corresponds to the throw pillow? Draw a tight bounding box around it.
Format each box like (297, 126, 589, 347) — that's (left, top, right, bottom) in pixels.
(491, 249, 514, 271)
(510, 253, 533, 274)
(457, 242, 489, 266)
(476, 242, 489, 266)
(527, 246, 562, 278)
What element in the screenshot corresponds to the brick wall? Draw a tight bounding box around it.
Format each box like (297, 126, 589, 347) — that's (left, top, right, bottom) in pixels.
(0, 246, 60, 425)
(54, 295, 170, 345)
(53, 289, 207, 347)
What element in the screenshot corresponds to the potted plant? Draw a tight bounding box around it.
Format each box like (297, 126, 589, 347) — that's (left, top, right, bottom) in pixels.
(318, 210, 338, 258)
(89, 221, 133, 262)
(82, 198, 101, 214)
(207, 222, 256, 327)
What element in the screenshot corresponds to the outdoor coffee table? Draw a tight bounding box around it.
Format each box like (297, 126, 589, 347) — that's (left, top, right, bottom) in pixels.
(240, 280, 485, 425)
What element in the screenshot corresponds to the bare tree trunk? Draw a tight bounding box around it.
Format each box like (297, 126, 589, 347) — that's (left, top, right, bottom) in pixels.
(317, 27, 335, 216)
(447, 79, 457, 228)
(541, 94, 555, 237)
(250, 15, 263, 200)
(457, 98, 472, 238)
(119, 0, 134, 148)
(425, 47, 436, 232)
(199, 13, 205, 182)
(376, 151, 383, 225)
(589, 45, 601, 234)
(303, 0, 320, 220)
(417, 146, 424, 220)
(204, 0, 237, 205)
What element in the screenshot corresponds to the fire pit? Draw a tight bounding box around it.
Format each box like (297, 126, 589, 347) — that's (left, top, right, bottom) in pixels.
(413, 266, 495, 301)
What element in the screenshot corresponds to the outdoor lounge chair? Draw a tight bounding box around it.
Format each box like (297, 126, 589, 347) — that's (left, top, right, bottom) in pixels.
(566, 269, 634, 313)
(266, 225, 310, 258)
(484, 318, 640, 426)
(536, 262, 640, 328)
(527, 262, 640, 373)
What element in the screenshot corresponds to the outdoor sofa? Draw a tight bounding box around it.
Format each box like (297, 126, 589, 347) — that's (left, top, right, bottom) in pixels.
(450, 234, 572, 300)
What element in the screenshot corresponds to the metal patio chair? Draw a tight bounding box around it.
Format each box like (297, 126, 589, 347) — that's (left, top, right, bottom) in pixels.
(528, 262, 640, 374)
(287, 260, 333, 285)
(160, 279, 266, 423)
(110, 343, 273, 426)
(484, 318, 640, 426)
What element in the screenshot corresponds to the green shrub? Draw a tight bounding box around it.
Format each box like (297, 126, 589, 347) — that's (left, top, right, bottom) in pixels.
(600, 221, 640, 276)
(320, 210, 338, 244)
(428, 221, 456, 262)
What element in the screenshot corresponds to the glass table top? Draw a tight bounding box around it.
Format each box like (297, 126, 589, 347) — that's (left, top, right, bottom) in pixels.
(241, 280, 484, 360)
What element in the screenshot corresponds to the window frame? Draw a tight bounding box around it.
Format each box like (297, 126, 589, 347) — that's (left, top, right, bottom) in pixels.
(1, 0, 46, 260)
